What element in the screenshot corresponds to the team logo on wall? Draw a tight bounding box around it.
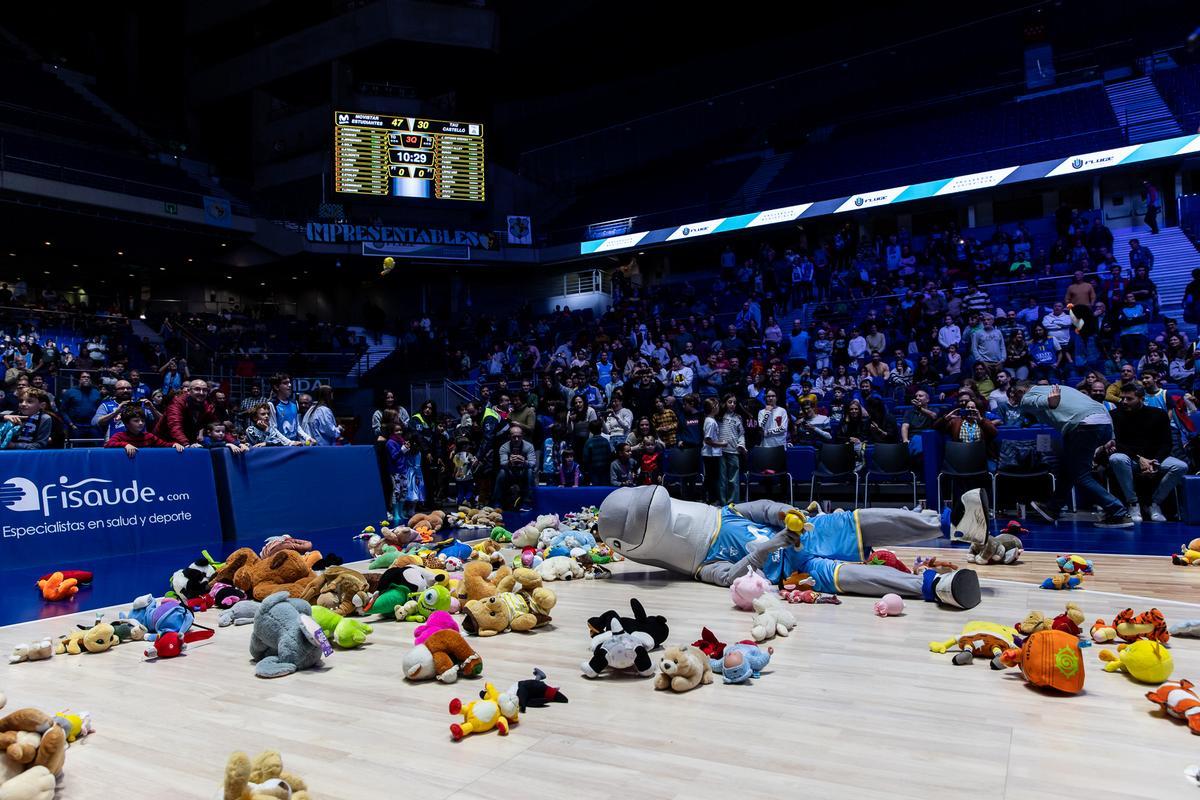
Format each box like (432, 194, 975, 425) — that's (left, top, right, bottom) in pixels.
(1071, 158, 1084, 170)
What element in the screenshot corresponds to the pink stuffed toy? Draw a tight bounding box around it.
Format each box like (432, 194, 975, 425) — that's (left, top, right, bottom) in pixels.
(780, 586, 841, 604)
(730, 567, 773, 611)
(413, 610, 460, 645)
(873, 593, 904, 616)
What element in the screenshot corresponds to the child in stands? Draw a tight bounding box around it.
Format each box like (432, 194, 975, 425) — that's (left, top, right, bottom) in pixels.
(558, 448, 582, 487)
(104, 404, 184, 457)
(386, 422, 424, 524)
(452, 437, 478, 505)
(634, 433, 665, 486)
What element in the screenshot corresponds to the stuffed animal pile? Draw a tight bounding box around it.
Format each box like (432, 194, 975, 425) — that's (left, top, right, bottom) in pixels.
(0, 690, 67, 800)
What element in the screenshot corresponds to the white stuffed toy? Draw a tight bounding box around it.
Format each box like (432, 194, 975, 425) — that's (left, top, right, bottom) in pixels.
(536, 556, 585, 582)
(750, 594, 796, 642)
(512, 514, 561, 548)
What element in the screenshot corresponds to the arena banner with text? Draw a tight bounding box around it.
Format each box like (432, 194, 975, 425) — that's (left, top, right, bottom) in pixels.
(306, 222, 497, 249)
(0, 449, 220, 570)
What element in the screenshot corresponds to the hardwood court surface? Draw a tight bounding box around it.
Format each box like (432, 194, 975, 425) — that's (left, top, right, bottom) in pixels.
(3, 552, 1199, 800)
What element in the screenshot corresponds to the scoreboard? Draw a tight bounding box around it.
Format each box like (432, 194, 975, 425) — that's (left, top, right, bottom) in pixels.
(332, 111, 485, 202)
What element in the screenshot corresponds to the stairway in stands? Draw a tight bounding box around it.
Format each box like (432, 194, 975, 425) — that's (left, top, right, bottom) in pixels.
(1109, 224, 1199, 317)
(722, 152, 793, 213)
(1103, 77, 1182, 143)
(346, 327, 397, 378)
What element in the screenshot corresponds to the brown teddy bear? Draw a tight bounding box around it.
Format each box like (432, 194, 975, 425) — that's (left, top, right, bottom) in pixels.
(461, 568, 556, 636)
(654, 645, 714, 693)
(456, 561, 512, 604)
(235, 550, 321, 602)
(1016, 602, 1085, 636)
(221, 749, 310, 800)
(314, 566, 371, 617)
(0, 693, 67, 795)
(408, 510, 446, 542)
(402, 629, 483, 682)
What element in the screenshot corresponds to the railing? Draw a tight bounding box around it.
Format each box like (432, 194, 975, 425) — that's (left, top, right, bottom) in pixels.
(563, 269, 612, 296)
(410, 380, 475, 415)
(212, 350, 387, 380)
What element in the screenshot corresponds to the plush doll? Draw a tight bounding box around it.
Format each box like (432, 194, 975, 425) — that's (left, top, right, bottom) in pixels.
(692, 628, 728, 659)
(575, 553, 613, 579)
(259, 535, 313, 558)
(1017, 603, 1085, 637)
(402, 629, 483, 683)
(513, 546, 543, 570)
(874, 594, 905, 616)
(413, 610, 459, 644)
(169, 552, 221, 600)
(408, 510, 447, 542)
(54, 622, 119, 655)
(8, 640, 53, 665)
(1144, 679, 1200, 734)
(122, 595, 197, 643)
(930, 621, 1018, 667)
(1056, 554, 1094, 576)
(710, 642, 773, 684)
(461, 570, 556, 636)
(1041, 575, 1081, 590)
(314, 566, 371, 617)
(186, 594, 216, 613)
(1091, 608, 1169, 644)
(249, 591, 328, 678)
(997, 629, 1086, 694)
(962, 520, 1023, 566)
(455, 561, 512, 605)
(546, 527, 597, 557)
(50, 711, 93, 744)
(436, 539, 474, 563)
(586, 598, 669, 648)
(220, 750, 311, 800)
(216, 548, 321, 602)
(364, 564, 444, 617)
(512, 514, 560, 548)
(507, 668, 568, 712)
(582, 618, 656, 678)
(750, 595, 796, 642)
(448, 683, 519, 740)
(1170, 620, 1200, 638)
(0, 692, 67, 798)
(489, 525, 512, 543)
(730, 567, 774, 611)
(207, 582, 246, 610)
(400, 584, 456, 622)
(143, 629, 214, 661)
(536, 555, 585, 582)
(36, 572, 79, 602)
(1066, 302, 1097, 337)
(654, 645, 714, 692)
(218, 600, 260, 627)
(1172, 538, 1200, 566)
(1099, 641, 1173, 684)
(310, 606, 372, 649)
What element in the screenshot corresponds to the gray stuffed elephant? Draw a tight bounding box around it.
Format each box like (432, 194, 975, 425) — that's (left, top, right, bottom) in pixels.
(249, 591, 326, 678)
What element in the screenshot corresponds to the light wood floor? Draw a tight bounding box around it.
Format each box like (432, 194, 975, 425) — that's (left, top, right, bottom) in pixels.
(3, 551, 1200, 800)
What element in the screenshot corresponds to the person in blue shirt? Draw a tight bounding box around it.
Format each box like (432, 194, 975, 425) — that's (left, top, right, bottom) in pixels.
(92, 379, 159, 441)
(59, 371, 102, 438)
(599, 485, 986, 608)
(128, 369, 151, 400)
(267, 372, 307, 443)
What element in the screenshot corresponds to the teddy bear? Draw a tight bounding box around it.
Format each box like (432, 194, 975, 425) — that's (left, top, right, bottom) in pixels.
(213, 549, 321, 602)
(249, 592, 327, 678)
(654, 645, 713, 692)
(455, 561, 513, 604)
(536, 555, 584, 582)
(8, 641, 53, 665)
(750, 595, 796, 642)
(1172, 537, 1200, 566)
(310, 606, 372, 649)
(0, 692, 67, 798)
(402, 628, 483, 683)
(461, 569, 556, 636)
(964, 523, 1024, 565)
(1016, 603, 1085, 637)
(220, 749, 310, 800)
(54, 622, 119, 656)
(313, 566, 371, 617)
(582, 618, 655, 678)
(408, 510, 446, 542)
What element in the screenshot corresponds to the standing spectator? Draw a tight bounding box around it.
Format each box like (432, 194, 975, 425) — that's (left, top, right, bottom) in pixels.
(557, 449, 582, 487)
(1042, 302, 1073, 354)
(937, 315, 961, 349)
(610, 441, 637, 488)
(700, 397, 723, 503)
(1142, 180, 1160, 234)
(371, 390, 409, 438)
(300, 387, 340, 446)
(1015, 296, 1043, 328)
(969, 314, 1006, 371)
(668, 355, 694, 398)
(104, 405, 185, 456)
(1027, 324, 1063, 381)
(580, 419, 613, 486)
(651, 396, 679, 448)
(4, 389, 51, 450)
(1128, 238, 1154, 273)
(451, 438, 478, 505)
(93, 380, 159, 441)
(757, 390, 789, 448)
(1118, 291, 1151, 359)
(159, 358, 187, 394)
(602, 394, 633, 444)
(268, 373, 305, 443)
(1008, 382, 1132, 526)
(1105, 383, 1186, 522)
(244, 402, 296, 446)
(715, 393, 746, 505)
(159, 379, 218, 446)
(1064, 271, 1095, 308)
(385, 424, 424, 523)
(632, 433, 665, 485)
(59, 371, 101, 440)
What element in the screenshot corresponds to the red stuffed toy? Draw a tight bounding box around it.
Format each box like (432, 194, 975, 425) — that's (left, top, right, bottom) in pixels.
(143, 628, 215, 660)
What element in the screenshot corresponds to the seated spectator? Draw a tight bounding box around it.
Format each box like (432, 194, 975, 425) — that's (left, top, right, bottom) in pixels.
(864, 351, 890, 380)
(580, 419, 613, 486)
(93, 380, 160, 441)
(1105, 364, 1142, 404)
(1166, 334, 1195, 386)
(104, 405, 185, 457)
(1104, 383, 1187, 522)
(935, 391, 997, 450)
(496, 424, 536, 510)
(160, 379, 219, 445)
(651, 396, 679, 448)
(972, 363, 996, 396)
(1015, 296, 1043, 328)
(633, 433, 665, 485)
(1027, 324, 1063, 381)
(1139, 369, 1169, 411)
(1087, 378, 1116, 411)
(3, 388, 51, 450)
(610, 441, 637, 488)
(244, 402, 297, 447)
(557, 448, 582, 487)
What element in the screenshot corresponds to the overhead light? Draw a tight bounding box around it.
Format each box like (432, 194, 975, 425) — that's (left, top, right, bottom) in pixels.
(187, 258, 193, 262)
(7, 253, 14, 257)
(225, 275, 232, 279)
(159, 267, 166, 271)
(43, 270, 50, 275)
(71, 263, 78, 267)
(43, 241, 51, 247)
(139, 314, 146, 320)
(259, 281, 266, 286)
(220, 243, 227, 248)
(291, 276, 297, 280)
(128, 273, 135, 277)
(116, 250, 124, 256)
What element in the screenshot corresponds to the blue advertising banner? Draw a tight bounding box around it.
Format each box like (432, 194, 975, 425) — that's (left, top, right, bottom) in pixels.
(0, 449, 221, 570)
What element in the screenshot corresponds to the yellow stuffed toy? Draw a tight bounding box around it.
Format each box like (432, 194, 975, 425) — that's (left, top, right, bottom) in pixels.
(448, 683, 519, 740)
(221, 750, 310, 800)
(1172, 537, 1200, 566)
(1098, 640, 1174, 684)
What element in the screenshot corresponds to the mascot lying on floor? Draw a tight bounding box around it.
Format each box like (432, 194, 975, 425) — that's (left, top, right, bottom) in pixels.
(597, 486, 988, 609)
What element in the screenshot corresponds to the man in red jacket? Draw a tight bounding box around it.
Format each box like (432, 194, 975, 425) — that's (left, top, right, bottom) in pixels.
(106, 405, 185, 457)
(158, 379, 218, 446)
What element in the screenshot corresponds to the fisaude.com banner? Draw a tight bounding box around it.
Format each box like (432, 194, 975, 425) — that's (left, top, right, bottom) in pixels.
(0, 449, 220, 570)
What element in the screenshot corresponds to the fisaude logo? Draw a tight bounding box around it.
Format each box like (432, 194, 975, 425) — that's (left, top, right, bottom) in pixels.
(1, 475, 172, 518)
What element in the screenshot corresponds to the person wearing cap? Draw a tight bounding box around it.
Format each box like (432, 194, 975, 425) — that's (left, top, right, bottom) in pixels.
(597, 485, 987, 609)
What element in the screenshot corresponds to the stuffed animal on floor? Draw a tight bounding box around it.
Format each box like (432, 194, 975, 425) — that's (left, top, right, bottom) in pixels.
(402, 629, 483, 683)
(575, 552, 613, 580)
(1099, 641, 1174, 684)
(400, 584, 456, 622)
(507, 668, 568, 712)
(750, 594, 797, 642)
(249, 592, 329, 678)
(963, 520, 1024, 566)
(1091, 608, 1169, 644)
(692, 628, 728, 659)
(586, 598, 669, 649)
(207, 582, 246, 610)
(0, 692, 66, 800)
(36, 572, 79, 602)
(730, 567, 774, 611)
(169, 552, 221, 600)
(212, 548, 322, 603)
(54, 622, 119, 656)
(1041, 575, 1081, 590)
(51, 711, 93, 744)
(461, 569, 556, 636)
(310, 606, 372, 649)
(1016, 603, 1085, 637)
(122, 595, 197, 643)
(220, 750, 311, 800)
(512, 546, 543, 570)
(414, 610, 459, 644)
(1172, 538, 1200, 566)
(313, 565, 371, 617)
(8, 640, 54, 665)
(710, 642, 773, 684)
(874, 594, 905, 617)
(448, 683, 519, 740)
(998, 629, 1085, 694)
(1144, 679, 1200, 734)
(143, 628, 214, 661)
(1170, 620, 1200, 638)
(1056, 554, 1094, 576)
(654, 645, 713, 693)
(930, 621, 1018, 667)
(363, 564, 442, 617)
(408, 510, 446, 542)
(455, 561, 512, 605)
(536, 555, 584, 582)
(582, 618, 656, 678)
(358, 523, 420, 557)
(259, 535, 313, 558)
(218, 600, 260, 627)
(511, 514, 560, 548)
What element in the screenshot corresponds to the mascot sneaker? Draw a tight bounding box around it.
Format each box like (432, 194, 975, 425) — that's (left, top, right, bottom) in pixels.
(924, 569, 981, 610)
(950, 489, 989, 543)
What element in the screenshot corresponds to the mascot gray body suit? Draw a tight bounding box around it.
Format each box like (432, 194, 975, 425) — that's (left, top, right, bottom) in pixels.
(598, 486, 984, 609)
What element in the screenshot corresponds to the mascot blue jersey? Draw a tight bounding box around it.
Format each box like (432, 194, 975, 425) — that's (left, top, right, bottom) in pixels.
(700, 506, 864, 593)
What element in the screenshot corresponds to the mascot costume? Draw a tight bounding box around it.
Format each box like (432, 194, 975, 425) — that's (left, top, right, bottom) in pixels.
(598, 486, 988, 609)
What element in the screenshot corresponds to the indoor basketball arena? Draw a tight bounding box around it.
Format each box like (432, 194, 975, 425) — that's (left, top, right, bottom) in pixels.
(3, 3, 1200, 798)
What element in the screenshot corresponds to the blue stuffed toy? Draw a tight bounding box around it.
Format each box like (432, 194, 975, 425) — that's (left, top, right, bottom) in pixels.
(121, 594, 194, 641)
(709, 642, 772, 684)
(438, 539, 473, 562)
(546, 528, 596, 556)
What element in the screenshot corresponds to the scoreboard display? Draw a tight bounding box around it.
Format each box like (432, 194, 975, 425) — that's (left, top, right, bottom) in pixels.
(332, 111, 485, 202)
